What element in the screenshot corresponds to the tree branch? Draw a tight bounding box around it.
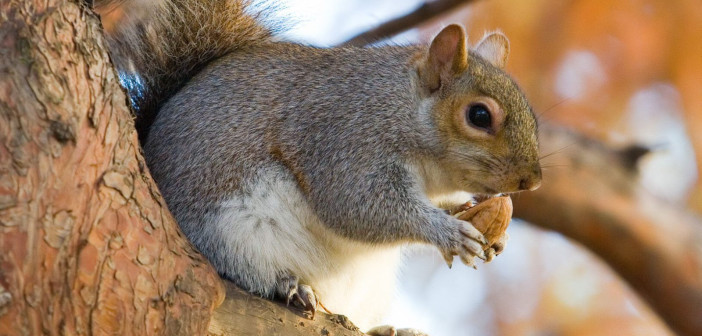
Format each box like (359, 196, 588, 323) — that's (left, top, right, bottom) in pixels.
(340, 0, 477, 46)
(208, 281, 365, 336)
(512, 124, 702, 336)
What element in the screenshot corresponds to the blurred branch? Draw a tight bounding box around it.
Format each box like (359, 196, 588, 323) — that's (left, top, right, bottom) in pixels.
(340, 0, 478, 46)
(513, 124, 702, 336)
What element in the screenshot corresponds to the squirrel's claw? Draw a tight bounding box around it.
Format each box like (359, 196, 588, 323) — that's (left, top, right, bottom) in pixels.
(442, 250, 454, 269)
(459, 254, 477, 269)
(492, 232, 510, 255)
(277, 275, 317, 319)
(440, 219, 491, 270)
(484, 248, 496, 262)
(294, 284, 317, 319)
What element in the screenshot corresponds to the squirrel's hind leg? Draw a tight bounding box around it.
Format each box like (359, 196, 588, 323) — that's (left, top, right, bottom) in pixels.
(203, 166, 331, 315)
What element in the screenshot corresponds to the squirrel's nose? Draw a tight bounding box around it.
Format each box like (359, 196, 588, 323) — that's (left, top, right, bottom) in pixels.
(519, 177, 541, 191)
(518, 166, 542, 191)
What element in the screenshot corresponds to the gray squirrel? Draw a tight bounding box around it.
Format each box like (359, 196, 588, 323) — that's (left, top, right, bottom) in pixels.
(97, 0, 541, 333)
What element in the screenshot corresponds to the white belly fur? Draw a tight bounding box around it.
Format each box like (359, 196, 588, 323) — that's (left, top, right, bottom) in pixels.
(213, 167, 402, 330)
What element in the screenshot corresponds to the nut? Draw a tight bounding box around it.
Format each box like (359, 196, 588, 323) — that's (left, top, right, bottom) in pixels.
(454, 196, 513, 247)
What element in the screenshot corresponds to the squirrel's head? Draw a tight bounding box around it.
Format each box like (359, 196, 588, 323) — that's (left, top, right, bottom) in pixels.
(414, 24, 541, 195)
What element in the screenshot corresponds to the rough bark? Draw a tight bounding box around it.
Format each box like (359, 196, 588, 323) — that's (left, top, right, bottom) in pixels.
(513, 124, 702, 336)
(0, 1, 223, 335)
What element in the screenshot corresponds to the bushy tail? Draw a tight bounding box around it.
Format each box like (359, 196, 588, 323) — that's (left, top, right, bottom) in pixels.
(93, 0, 272, 140)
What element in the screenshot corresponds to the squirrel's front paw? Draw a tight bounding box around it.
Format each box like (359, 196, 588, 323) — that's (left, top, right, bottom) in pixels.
(440, 219, 489, 269)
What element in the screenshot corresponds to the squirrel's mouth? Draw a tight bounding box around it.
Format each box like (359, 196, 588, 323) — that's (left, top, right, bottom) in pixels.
(472, 193, 505, 204)
(450, 193, 506, 216)
(471, 181, 499, 195)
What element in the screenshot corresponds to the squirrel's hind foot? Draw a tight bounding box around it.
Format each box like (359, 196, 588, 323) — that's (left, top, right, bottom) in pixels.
(277, 274, 318, 318)
(367, 325, 429, 336)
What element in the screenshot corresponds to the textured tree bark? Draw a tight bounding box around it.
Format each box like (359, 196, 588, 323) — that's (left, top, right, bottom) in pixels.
(0, 1, 224, 335)
(513, 124, 702, 336)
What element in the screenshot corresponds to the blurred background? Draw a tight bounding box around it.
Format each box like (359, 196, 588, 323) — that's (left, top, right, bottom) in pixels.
(273, 0, 701, 335)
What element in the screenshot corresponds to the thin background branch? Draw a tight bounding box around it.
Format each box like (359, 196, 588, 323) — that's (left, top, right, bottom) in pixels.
(340, 0, 478, 46)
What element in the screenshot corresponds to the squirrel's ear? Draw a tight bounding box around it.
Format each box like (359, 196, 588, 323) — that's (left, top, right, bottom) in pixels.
(419, 24, 468, 92)
(474, 32, 510, 68)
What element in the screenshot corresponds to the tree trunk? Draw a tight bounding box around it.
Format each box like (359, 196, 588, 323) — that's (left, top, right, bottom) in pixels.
(0, 1, 223, 335)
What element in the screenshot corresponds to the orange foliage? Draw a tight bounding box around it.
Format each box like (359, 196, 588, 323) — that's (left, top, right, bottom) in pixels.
(449, 0, 702, 210)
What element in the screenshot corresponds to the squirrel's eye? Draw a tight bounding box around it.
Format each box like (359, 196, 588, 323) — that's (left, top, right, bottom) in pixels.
(466, 104, 492, 130)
